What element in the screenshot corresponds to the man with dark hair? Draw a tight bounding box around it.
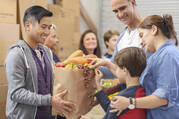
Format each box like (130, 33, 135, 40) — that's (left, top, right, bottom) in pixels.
(5, 6, 75, 119)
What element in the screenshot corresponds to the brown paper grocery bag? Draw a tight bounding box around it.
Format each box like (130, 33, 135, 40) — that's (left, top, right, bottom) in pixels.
(53, 67, 96, 119)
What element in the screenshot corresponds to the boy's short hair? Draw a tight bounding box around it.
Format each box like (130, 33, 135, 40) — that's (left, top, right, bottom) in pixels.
(114, 47, 146, 77)
(23, 5, 53, 25)
(103, 30, 120, 48)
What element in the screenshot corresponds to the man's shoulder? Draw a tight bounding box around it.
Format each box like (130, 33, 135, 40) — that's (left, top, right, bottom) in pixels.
(5, 46, 25, 67)
(5, 40, 29, 63)
(7, 45, 23, 57)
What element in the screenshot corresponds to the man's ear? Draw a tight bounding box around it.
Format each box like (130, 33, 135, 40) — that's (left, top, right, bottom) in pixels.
(151, 25, 158, 36)
(123, 67, 130, 77)
(123, 67, 128, 73)
(105, 41, 109, 48)
(131, 0, 136, 7)
(24, 21, 31, 32)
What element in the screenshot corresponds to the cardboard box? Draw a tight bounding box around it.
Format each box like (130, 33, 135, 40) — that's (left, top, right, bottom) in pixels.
(0, 85, 8, 119)
(0, 66, 8, 119)
(18, 0, 48, 39)
(0, 85, 8, 104)
(0, 67, 8, 119)
(55, 0, 80, 13)
(0, 0, 17, 24)
(0, 67, 8, 85)
(47, 4, 80, 61)
(54, 0, 62, 6)
(0, 24, 19, 65)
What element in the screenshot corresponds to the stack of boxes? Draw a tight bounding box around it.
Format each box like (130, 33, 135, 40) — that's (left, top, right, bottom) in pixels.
(0, 0, 19, 118)
(0, 0, 80, 118)
(0, 67, 8, 119)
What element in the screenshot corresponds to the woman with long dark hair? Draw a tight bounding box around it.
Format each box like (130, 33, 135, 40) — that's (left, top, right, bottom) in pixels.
(79, 29, 101, 58)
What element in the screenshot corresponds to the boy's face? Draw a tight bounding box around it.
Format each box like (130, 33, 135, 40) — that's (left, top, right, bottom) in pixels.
(106, 35, 118, 52)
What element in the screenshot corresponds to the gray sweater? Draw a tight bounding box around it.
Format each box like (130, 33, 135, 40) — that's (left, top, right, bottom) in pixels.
(5, 40, 53, 119)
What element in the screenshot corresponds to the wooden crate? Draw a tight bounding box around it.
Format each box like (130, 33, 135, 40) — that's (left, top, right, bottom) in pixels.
(0, 24, 19, 65)
(0, 66, 8, 119)
(0, 0, 17, 24)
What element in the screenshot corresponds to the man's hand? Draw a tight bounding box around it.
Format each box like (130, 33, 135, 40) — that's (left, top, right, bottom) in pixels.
(110, 96, 129, 116)
(51, 90, 76, 116)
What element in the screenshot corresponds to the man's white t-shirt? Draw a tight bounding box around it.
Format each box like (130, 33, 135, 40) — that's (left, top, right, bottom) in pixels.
(117, 28, 142, 52)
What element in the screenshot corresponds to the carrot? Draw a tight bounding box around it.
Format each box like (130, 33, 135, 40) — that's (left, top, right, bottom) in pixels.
(63, 57, 89, 65)
(67, 50, 83, 59)
(84, 54, 97, 58)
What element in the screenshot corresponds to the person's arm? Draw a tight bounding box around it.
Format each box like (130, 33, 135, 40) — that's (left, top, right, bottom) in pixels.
(95, 90, 118, 119)
(110, 95, 167, 115)
(94, 70, 118, 119)
(95, 90, 111, 112)
(135, 53, 176, 109)
(136, 95, 168, 109)
(94, 69, 111, 112)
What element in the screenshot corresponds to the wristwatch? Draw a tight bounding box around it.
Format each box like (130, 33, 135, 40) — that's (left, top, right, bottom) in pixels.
(128, 97, 135, 109)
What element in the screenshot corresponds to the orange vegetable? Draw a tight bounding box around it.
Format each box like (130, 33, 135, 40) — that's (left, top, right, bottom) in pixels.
(84, 63, 88, 66)
(67, 50, 83, 59)
(85, 54, 97, 58)
(63, 57, 89, 65)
